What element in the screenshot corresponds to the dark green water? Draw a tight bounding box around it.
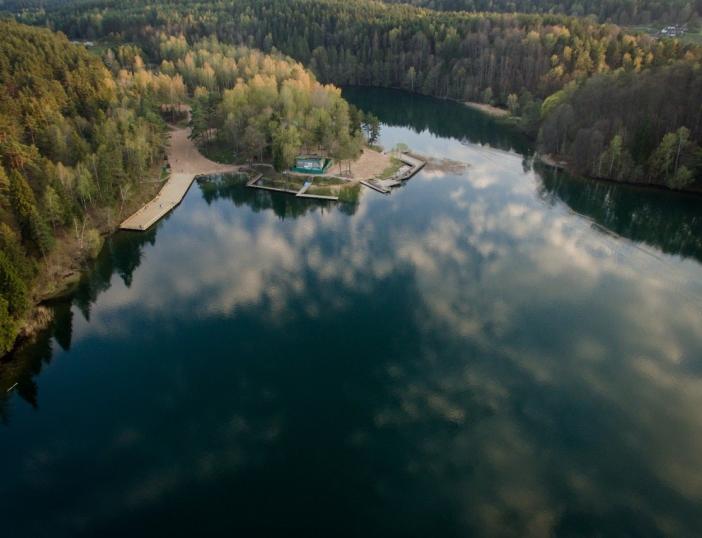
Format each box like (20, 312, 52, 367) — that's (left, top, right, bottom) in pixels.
(2, 87, 702, 537)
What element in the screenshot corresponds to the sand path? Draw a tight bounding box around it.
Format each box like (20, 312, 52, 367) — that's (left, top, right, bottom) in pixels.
(120, 115, 238, 231)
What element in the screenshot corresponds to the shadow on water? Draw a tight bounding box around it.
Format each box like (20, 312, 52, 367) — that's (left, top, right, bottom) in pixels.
(342, 86, 532, 156)
(536, 164, 702, 263)
(0, 226, 158, 424)
(0, 178, 355, 423)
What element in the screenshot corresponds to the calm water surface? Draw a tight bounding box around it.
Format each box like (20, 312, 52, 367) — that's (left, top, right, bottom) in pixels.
(2, 87, 702, 537)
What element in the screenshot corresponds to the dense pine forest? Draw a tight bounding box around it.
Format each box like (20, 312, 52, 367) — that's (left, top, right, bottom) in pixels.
(19, 0, 700, 103)
(539, 62, 702, 187)
(0, 21, 172, 354)
(5, 0, 701, 25)
(15, 0, 702, 189)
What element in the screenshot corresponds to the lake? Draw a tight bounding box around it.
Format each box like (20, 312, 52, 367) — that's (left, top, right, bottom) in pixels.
(2, 87, 702, 537)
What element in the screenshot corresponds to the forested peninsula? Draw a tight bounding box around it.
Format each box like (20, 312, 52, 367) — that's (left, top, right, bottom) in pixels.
(0, 19, 366, 355)
(15, 0, 702, 191)
(160, 37, 366, 169)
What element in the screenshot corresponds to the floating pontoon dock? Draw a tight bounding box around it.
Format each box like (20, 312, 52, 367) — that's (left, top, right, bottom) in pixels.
(360, 179, 390, 194)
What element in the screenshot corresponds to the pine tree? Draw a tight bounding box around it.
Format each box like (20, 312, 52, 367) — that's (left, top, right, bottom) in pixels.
(8, 171, 54, 255)
(0, 251, 29, 318)
(0, 296, 17, 355)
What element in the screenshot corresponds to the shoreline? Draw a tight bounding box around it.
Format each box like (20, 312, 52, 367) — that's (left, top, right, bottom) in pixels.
(463, 101, 510, 118)
(344, 86, 701, 196)
(535, 153, 702, 197)
(4, 115, 238, 360)
(2, 172, 166, 360)
(5, 91, 700, 360)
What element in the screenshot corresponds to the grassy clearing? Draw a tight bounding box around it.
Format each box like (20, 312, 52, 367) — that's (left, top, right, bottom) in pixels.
(626, 24, 658, 35)
(376, 157, 403, 179)
(82, 37, 120, 58)
(308, 175, 346, 186)
(258, 171, 306, 191)
(307, 181, 359, 201)
(680, 30, 702, 45)
(258, 177, 298, 191)
(338, 183, 361, 203)
(246, 164, 356, 199)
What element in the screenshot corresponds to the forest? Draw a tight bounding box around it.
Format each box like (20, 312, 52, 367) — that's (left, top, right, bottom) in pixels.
(539, 61, 702, 188)
(15, 0, 702, 188)
(19, 0, 701, 106)
(5, 0, 701, 25)
(382, 0, 702, 26)
(155, 36, 365, 168)
(0, 20, 171, 354)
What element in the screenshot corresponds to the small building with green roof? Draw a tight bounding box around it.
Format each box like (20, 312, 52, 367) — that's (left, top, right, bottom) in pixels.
(291, 155, 332, 174)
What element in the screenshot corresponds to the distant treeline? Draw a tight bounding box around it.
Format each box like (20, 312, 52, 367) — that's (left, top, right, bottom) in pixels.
(4, 0, 701, 26)
(18, 0, 702, 188)
(19, 0, 699, 104)
(382, 0, 702, 25)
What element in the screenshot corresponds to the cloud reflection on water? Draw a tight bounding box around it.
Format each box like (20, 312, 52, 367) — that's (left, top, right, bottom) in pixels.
(4, 89, 702, 536)
(49, 139, 702, 536)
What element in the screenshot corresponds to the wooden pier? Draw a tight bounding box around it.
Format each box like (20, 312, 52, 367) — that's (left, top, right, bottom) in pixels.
(297, 181, 312, 195)
(360, 179, 390, 194)
(246, 173, 263, 187)
(120, 173, 196, 231)
(392, 152, 426, 181)
(296, 192, 339, 201)
(247, 182, 299, 195)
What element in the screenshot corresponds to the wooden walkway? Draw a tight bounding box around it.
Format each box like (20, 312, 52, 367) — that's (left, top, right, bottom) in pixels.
(247, 174, 340, 201)
(297, 192, 339, 201)
(121, 173, 196, 231)
(245, 150, 425, 200)
(120, 119, 238, 231)
(360, 152, 425, 195)
(120, 137, 425, 225)
(393, 152, 426, 180)
(360, 179, 390, 194)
